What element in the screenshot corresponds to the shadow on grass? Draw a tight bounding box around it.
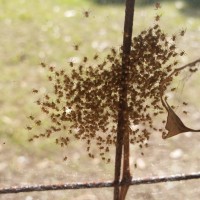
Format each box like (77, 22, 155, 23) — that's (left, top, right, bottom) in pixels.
(93, 0, 200, 8)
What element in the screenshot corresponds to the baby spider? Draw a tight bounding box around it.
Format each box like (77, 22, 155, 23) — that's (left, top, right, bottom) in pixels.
(36, 99, 41, 105)
(179, 28, 186, 36)
(189, 68, 198, 73)
(83, 10, 91, 18)
(73, 44, 80, 51)
(26, 126, 32, 130)
(28, 138, 33, 142)
(29, 115, 34, 120)
(49, 66, 54, 72)
(174, 60, 179, 66)
(154, 14, 162, 21)
(35, 120, 42, 126)
(155, 2, 161, 10)
(69, 61, 74, 67)
(41, 62, 46, 68)
(180, 50, 186, 56)
(171, 34, 177, 41)
(48, 76, 52, 81)
(83, 56, 88, 63)
(153, 24, 159, 30)
(171, 87, 176, 91)
(32, 89, 38, 93)
(93, 54, 99, 60)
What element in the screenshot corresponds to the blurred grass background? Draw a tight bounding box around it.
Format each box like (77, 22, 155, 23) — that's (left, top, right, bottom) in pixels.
(95, 0, 200, 7)
(0, 0, 200, 199)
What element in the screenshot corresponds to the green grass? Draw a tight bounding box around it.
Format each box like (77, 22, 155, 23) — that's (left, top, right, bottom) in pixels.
(0, 1, 200, 199)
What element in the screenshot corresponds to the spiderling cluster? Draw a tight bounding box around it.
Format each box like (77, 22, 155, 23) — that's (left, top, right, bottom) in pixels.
(27, 12, 193, 162)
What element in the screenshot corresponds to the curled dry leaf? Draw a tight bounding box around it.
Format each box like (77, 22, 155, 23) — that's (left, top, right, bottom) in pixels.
(161, 95, 200, 139)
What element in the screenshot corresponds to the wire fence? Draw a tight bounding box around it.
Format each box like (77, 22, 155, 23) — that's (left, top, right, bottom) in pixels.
(1, 172, 200, 194)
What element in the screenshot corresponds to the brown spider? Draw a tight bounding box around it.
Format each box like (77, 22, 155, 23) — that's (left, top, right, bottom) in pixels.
(26, 126, 32, 130)
(180, 50, 186, 56)
(154, 14, 162, 21)
(180, 28, 186, 36)
(155, 2, 161, 10)
(83, 10, 90, 18)
(73, 44, 79, 51)
(32, 89, 38, 93)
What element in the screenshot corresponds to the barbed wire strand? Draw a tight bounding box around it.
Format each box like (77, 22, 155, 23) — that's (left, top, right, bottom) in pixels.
(0, 172, 200, 194)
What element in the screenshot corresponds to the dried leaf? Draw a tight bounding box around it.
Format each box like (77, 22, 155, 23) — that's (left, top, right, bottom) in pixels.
(161, 96, 200, 139)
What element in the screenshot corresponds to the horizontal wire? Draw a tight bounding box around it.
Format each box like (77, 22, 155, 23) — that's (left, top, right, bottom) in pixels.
(1, 172, 200, 194)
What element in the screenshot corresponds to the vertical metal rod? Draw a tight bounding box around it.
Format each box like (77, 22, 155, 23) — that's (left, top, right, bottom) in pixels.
(113, 0, 135, 200)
